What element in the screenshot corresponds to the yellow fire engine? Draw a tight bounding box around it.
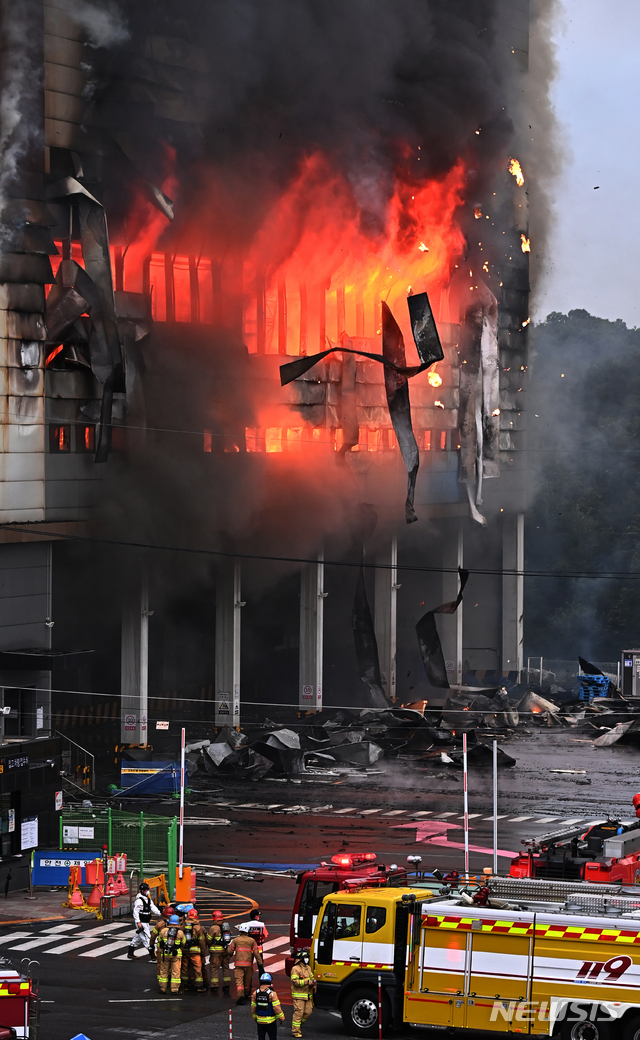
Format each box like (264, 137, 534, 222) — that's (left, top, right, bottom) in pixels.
(311, 884, 640, 1040)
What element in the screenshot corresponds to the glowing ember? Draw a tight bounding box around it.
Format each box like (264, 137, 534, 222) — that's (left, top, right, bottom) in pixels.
(508, 158, 525, 186)
(428, 370, 443, 388)
(418, 242, 429, 252)
(434, 400, 444, 409)
(520, 233, 531, 253)
(482, 261, 489, 272)
(473, 207, 482, 219)
(491, 408, 500, 416)
(522, 317, 530, 327)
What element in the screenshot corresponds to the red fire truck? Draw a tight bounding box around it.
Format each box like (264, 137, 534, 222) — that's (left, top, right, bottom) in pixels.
(286, 852, 407, 973)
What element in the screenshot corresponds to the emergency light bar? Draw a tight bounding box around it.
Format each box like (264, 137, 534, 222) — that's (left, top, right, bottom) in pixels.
(330, 852, 377, 868)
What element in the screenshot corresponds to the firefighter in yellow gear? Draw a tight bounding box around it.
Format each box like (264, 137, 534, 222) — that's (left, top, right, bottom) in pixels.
(252, 972, 285, 1040)
(228, 931, 261, 1005)
(150, 915, 184, 994)
(181, 908, 207, 992)
(290, 950, 316, 1037)
(207, 910, 232, 995)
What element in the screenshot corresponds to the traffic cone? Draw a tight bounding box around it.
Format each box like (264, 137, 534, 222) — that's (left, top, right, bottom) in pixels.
(105, 873, 117, 897)
(68, 866, 85, 908)
(114, 871, 128, 895)
(85, 858, 104, 907)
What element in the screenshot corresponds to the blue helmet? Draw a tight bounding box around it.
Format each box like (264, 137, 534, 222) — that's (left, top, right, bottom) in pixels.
(169, 914, 180, 924)
(260, 973, 272, 983)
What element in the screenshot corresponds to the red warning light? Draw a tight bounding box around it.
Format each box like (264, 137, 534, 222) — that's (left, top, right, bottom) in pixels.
(330, 852, 377, 868)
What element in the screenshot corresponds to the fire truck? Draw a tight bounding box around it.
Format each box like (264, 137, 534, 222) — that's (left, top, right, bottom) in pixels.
(310, 878, 640, 1039)
(510, 799, 640, 885)
(287, 852, 407, 970)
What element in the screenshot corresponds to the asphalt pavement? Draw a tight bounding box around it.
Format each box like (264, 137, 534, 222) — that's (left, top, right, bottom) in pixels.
(6, 728, 640, 1040)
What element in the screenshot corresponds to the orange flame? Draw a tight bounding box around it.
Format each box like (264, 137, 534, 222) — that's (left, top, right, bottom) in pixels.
(434, 400, 444, 409)
(428, 370, 443, 388)
(520, 234, 531, 253)
(508, 158, 525, 187)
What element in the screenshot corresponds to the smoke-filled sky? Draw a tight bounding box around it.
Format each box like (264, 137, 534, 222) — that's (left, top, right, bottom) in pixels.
(535, 0, 640, 326)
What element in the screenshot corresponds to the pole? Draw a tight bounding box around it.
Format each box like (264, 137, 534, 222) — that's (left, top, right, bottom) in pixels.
(140, 811, 144, 879)
(179, 727, 185, 879)
(492, 739, 498, 875)
(229, 1009, 233, 1040)
(377, 973, 382, 1040)
(462, 731, 469, 882)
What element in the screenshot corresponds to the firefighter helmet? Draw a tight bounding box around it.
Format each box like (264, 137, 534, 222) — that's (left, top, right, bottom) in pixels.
(260, 973, 272, 984)
(169, 914, 180, 925)
(139, 882, 150, 893)
(212, 910, 224, 921)
(162, 906, 174, 919)
(187, 908, 198, 919)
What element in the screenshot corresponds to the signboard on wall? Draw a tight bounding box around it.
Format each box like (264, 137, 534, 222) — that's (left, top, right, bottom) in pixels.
(55, 791, 63, 811)
(21, 816, 38, 850)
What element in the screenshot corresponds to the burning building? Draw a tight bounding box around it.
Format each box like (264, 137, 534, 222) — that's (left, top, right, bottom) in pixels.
(0, 0, 548, 758)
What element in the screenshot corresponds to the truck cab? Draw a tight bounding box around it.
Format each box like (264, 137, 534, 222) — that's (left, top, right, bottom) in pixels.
(288, 852, 407, 969)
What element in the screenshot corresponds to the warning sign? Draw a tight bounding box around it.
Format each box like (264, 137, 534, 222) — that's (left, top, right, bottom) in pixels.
(218, 700, 230, 715)
(302, 685, 313, 699)
(124, 714, 136, 731)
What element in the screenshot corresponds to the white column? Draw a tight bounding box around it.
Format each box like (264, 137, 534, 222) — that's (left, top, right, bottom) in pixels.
(299, 553, 324, 711)
(502, 512, 524, 679)
(121, 567, 150, 745)
(440, 520, 463, 687)
(374, 536, 397, 703)
(215, 561, 242, 726)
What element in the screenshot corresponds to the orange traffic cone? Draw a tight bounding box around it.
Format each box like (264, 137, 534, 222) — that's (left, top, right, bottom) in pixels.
(105, 873, 117, 897)
(85, 858, 104, 907)
(114, 871, 128, 895)
(67, 866, 84, 908)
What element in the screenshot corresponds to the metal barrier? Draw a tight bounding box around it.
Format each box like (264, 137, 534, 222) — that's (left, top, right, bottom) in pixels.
(59, 808, 177, 884)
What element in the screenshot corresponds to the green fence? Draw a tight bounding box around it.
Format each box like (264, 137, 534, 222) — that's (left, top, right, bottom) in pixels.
(59, 808, 177, 889)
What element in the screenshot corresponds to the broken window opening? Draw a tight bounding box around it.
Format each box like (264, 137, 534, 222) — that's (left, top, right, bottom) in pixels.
(49, 425, 71, 452)
(76, 424, 95, 453)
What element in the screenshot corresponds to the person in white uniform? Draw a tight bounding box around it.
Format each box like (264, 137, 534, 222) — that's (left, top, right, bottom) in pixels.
(127, 882, 161, 958)
(236, 909, 269, 971)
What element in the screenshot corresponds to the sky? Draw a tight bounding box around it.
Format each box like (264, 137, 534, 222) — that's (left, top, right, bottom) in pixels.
(535, 0, 640, 326)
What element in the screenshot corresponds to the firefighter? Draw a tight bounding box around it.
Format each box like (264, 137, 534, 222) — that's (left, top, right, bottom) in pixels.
(251, 972, 285, 1040)
(149, 906, 174, 958)
(227, 929, 260, 1005)
(150, 913, 184, 995)
(181, 908, 207, 992)
(207, 910, 232, 996)
(290, 949, 316, 1038)
(128, 882, 162, 959)
(237, 909, 268, 970)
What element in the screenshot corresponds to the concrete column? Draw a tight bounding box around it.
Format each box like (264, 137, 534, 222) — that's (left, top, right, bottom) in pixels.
(441, 520, 464, 688)
(299, 553, 324, 711)
(374, 537, 397, 703)
(215, 561, 242, 726)
(121, 567, 150, 745)
(502, 512, 524, 678)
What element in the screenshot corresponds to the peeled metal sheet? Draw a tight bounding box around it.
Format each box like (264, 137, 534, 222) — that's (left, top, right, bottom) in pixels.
(416, 568, 469, 689)
(353, 565, 387, 708)
(382, 300, 419, 523)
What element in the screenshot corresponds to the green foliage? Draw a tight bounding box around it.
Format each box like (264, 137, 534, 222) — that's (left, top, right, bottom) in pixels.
(526, 311, 640, 658)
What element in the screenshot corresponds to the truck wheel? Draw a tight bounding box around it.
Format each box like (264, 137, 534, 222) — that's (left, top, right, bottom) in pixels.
(561, 1007, 612, 1040)
(341, 986, 389, 1038)
(623, 1015, 640, 1040)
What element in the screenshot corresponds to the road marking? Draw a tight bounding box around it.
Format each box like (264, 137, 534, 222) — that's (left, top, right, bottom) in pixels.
(262, 936, 289, 952)
(333, 808, 356, 814)
(47, 937, 107, 955)
(109, 999, 174, 1003)
(39, 924, 81, 934)
(382, 810, 406, 816)
(0, 933, 33, 944)
(464, 814, 483, 819)
(483, 815, 508, 821)
(534, 817, 561, 823)
(410, 812, 432, 818)
(80, 940, 131, 958)
(267, 958, 286, 973)
(509, 816, 533, 822)
(10, 937, 60, 951)
(438, 812, 457, 818)
(358, 809, 381, 816)
(560, 818, 586, 825)
(71, 922, 130, 938)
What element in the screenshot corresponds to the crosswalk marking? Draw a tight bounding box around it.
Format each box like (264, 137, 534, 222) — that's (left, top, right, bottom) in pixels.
(381, 810, 406, 816)
(509, 816, 533, 822)
(333, 808, 356, 814)
(410, 811, 432, 818)
(483, 815, 508, 821)
(80, 940, 131, 958)
(262, 936, 289, 952)
(535, 817, 562, 823)
(560, 818, 586, 825)
(358, 809, 381, 816)
(10, 937, 59, 951)
(0, 933, 32, 945)
(48, 937, 110, 955)
(464, 814, 483, 819)
(40, 924, 80, 934)
(438, 812, 457, 818)
(267, 958, 286, 973)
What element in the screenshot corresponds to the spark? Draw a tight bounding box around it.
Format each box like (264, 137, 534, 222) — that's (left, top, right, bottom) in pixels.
(491, 408, 500, 416)
(434, 400, 445, 409)
(428, 370, 442, 388)
(473, 207, 482, 219)
(522, 318, 530, 327)
(520, 234, 531, 253)
(482, 262, 489, 272)
(418, 242, 429, 252)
